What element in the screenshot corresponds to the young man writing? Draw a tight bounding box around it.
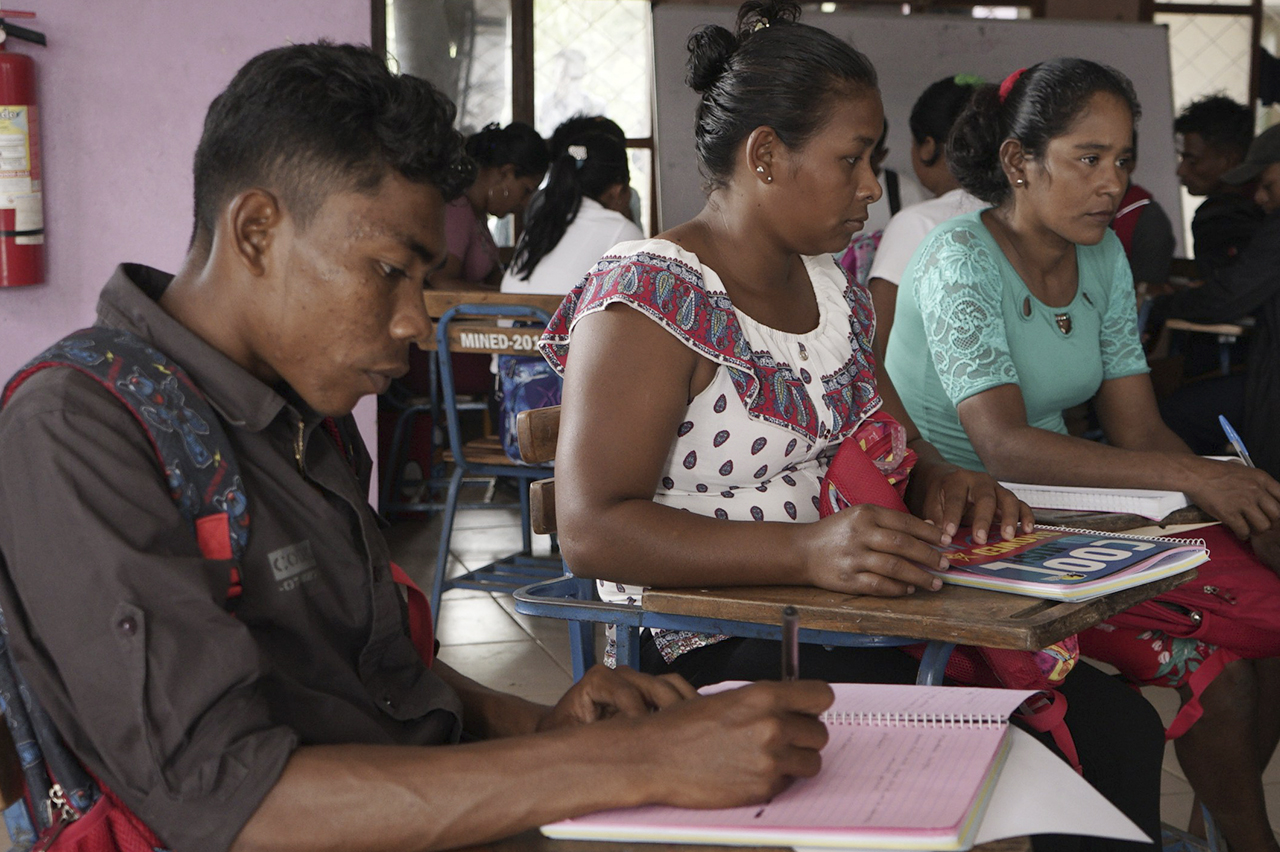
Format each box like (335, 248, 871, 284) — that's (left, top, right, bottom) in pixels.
(0, 43, 831, 852)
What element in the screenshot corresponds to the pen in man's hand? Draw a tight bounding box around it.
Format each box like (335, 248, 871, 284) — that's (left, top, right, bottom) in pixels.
(1219, 414, 1255, 468)
(781, 605, 799, 681)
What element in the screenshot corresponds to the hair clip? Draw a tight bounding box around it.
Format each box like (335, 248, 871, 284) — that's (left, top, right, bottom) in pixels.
(751, 18, 769, 32)
(998, 68, 1026, 104)
(953, 73, 985, 87)
(568, 144, 588, 168)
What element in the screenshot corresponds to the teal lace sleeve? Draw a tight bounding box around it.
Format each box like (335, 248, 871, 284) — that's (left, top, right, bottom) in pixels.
(1098, 246, 1150, 380)
(915, 226, 1020, 404)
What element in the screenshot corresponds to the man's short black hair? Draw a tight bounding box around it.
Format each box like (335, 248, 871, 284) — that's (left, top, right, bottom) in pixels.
(1174, 94, 1254, 160)
(191, 42, 474, 247)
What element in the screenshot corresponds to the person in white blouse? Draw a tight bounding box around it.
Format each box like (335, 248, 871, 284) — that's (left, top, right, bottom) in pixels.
(496, 128, 643, 458)
(501, 129, 643, 296)
(868, 75, 987, 363)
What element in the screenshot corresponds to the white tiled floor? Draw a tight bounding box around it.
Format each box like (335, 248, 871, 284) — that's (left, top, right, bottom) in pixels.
(388, 500, 1280, 840)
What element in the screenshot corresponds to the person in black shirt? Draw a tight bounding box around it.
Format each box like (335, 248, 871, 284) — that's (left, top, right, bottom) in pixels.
(1161, 124, 1280, 518)
(1174, 95, 1264, 276)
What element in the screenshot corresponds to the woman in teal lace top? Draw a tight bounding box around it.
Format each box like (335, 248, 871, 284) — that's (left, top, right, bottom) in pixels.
(886, 58, 1280, 852)
(886, 208, 1148, 472)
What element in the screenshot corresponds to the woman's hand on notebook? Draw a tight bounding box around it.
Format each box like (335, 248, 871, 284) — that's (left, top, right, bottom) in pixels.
(906, 461, 1034, 544)
(802, 504, 951, 596)
(1180, 457, 1280, 538)
(638, 680, 835, 809)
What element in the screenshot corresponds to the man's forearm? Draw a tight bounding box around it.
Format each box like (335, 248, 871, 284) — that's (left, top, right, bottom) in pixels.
(230, 726, 653, 852)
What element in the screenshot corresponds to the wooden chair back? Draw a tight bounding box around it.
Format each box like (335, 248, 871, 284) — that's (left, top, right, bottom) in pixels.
(420, 291, 565, 356)
(516, 405, 560, 536)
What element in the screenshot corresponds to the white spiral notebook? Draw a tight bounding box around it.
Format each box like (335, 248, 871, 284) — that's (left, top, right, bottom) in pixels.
(543, 682, 1149, 850)
(998, 481, 1191, 521)
(543, 683, 1033, 850)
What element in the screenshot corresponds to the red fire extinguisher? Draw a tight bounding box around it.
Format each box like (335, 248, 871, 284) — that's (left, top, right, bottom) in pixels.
(0, 9, 44, 288)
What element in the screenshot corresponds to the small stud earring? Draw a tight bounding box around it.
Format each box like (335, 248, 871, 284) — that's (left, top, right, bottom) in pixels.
(1015, 178, 1025, 186)
(756, 165, 765, 174)
(766, 176, 773, 183)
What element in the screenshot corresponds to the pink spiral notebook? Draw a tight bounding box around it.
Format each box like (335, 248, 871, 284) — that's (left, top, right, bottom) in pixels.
(542, 682, 1036, 850)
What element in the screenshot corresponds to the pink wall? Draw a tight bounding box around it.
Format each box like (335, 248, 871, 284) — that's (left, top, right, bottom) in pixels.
(0, 0, 379, 477)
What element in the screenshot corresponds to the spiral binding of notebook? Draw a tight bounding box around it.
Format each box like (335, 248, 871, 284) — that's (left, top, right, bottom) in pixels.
(823, 711, 1007, 728)
(1037, 524, 1206, 548)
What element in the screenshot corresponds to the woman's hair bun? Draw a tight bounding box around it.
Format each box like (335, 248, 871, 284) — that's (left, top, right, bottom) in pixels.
(685, 24, 738, 94)
(686, 1, 801, 94)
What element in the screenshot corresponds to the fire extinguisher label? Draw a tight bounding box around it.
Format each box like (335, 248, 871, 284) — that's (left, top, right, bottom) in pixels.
(0, 105, 35, 194)
(0, 105, 43, 245)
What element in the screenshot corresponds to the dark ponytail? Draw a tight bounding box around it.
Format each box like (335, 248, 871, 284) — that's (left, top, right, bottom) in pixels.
(509, 131, 630, 280)
(464, 121, 550, 178)
(947, 58, 1141, 206)
(686, 0, 877, 191)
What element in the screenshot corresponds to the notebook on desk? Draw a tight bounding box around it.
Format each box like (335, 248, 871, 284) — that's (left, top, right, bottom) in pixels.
(542, 683, 1036, 850)
(1000, 459, 1241, 522)
(930, 525, 1208, 602)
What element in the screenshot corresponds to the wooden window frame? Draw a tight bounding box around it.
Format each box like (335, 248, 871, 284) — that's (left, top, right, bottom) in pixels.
(375, 0, 661, 234)
(1140, 0, 1263, 107)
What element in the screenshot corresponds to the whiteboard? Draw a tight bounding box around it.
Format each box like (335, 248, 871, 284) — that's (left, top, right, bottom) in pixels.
(652, 7, 1182, 254)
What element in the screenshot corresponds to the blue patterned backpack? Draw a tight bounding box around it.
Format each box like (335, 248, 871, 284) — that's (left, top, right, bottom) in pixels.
(0, 326, 250, 851)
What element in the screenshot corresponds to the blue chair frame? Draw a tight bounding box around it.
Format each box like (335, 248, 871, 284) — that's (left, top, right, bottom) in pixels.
(514, 574, 956, 685)
(505, 404, 956, 685)
(430, 303, 564, 616)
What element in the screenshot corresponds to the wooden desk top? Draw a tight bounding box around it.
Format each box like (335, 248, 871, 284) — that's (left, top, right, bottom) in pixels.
(462, 829, 1032, 852)
(1164, 317, 1251, 337)
(644, 507, 1205, 650)
(423, 290, 566, 317)
(642, 570, 1191, 651)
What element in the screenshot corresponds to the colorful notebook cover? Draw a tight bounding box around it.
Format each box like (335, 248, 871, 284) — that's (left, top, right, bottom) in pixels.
(932, 526, 1207, 601)
(542, 683, 1036, 850)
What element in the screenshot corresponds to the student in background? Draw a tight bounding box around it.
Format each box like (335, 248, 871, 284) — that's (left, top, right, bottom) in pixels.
(1175, 95, 1264, 277)
(1159, 124, 1280, 486)
(502, 130, 642, 295)
(867, 74, 986, 362)
(838, 118, 929, 286)
(885, 59, 1280, 852)
(543, 6, 1163, 848)
(495, 129, 643, 459)
(543, 114, 645, 228)
(1111, 133, 1175, 298)
(432, 122, 549, 290)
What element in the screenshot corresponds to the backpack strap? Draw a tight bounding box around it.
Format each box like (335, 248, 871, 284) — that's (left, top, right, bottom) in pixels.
(3, 327, 250, 588)
(318, 416, 434, 665)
